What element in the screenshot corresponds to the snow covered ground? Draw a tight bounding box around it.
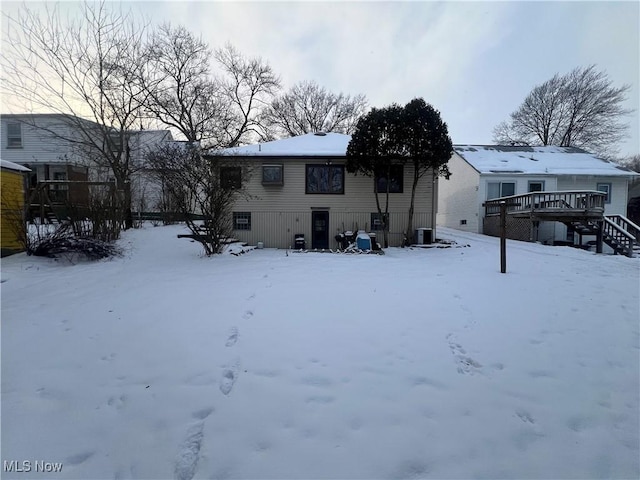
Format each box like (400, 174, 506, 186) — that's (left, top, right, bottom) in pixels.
(2, 225, 639, 479)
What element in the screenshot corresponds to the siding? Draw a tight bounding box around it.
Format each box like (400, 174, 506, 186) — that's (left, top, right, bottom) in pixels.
(437, 153, 482, 233)
(229, 159, 436, 248)
(1, 168, 26, 254)
(1, 116, 90, 166)
(555, 175, 629, 243)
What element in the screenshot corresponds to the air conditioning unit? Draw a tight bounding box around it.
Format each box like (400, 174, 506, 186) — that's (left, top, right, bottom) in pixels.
(415, 228, 433, 245)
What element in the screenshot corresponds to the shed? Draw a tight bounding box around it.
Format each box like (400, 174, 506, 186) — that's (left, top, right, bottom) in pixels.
(1, 159, 31, 256)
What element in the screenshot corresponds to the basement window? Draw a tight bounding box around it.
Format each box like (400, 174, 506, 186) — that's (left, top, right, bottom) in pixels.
(233, 212, 251, 231)
(371, 212, 389, 231)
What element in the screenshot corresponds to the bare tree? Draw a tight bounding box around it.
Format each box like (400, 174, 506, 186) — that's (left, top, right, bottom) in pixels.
(214, 43, 281, 147)
(1, 1, 151, 228)
(493, 65, 632, 158)
(141, 24, 230, 144)
(265, 80, 368, 137)
(617, 154, 640, 173)
(145, 142, 251, 255)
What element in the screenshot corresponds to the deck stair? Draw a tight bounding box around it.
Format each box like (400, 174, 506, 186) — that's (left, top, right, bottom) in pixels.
(563, 215, 640, 258)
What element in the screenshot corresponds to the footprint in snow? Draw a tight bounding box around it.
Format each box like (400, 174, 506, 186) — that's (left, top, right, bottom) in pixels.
(225, 327, 238, 347)
(516, 410, 535, 424)
(107, 395, 127, 410)
(447, 335, 482, 375)
(242, 310, 253, 319)
(220, 368, 238, 396)
(65, 451, 94, 466)
(175, 422, 205, 480)
(192, 407, 214, 420)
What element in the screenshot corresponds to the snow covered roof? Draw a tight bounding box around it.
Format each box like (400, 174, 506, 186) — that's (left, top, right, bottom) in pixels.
(1, 159, 31, 172)
(455, 145, 638, 177)
(210, 132, 351, 157)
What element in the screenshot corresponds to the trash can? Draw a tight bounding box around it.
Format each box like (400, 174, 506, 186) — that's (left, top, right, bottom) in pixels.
(294, 234, 305, 250)
(368, 232, 379, 250)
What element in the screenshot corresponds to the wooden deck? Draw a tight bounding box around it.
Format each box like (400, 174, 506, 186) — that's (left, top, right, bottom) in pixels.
(483, 191, 640, 257)
(484, 190, 606, 221)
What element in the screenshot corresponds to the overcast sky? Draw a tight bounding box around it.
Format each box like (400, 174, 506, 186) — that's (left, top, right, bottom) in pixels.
(3, 1, 639, 157)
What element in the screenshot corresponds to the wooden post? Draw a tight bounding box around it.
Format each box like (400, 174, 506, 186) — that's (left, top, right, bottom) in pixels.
(596, 220, 603, 254)
(500, 201, 507, 273)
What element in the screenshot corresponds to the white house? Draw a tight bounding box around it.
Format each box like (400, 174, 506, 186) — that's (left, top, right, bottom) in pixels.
(1, 113, 173, 213)
(437, 145, 639, 245)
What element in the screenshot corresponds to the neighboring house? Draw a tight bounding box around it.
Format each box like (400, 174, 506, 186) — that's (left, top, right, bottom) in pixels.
(1, 159, 30, 256)
(127, 130, 174, 214)
(1, 113, 174, 218)
(438, 145, 639, 248)
(628, 178, 640, 226)
(1, 114, 93, 208)
(207, 132, 438, 249)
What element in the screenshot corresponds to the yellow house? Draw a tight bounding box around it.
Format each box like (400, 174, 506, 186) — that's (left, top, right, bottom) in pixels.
(1, 159, 30, 256)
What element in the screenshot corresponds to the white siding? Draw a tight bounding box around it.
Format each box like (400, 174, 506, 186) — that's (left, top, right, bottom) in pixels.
(229, 159, 436, 248)
(437, 153, 481, 233)
(556, 176, 629, 215)
(1, 115, 92, 167)
(554, 175, 629, 245)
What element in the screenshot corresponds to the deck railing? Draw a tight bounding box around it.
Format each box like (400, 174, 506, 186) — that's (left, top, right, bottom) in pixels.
(484, 190, 606, 217)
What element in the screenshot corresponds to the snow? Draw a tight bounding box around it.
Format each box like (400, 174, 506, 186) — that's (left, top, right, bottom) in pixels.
(210, 132, 351, 157)
(455, 145, 639, 177)
(1, 225, 639, 479)
(1, 159, 31, 172)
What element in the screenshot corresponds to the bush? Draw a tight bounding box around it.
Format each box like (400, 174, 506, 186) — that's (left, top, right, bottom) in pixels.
(27, 223, 122, 260)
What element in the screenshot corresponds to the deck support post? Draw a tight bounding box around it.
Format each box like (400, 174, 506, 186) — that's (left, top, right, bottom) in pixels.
(596, 220, 603, 254)
(500, 201, 507, 273)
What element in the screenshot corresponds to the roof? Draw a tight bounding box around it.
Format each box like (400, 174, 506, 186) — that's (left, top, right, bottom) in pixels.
(209, 132, 351, 157)
(0, 159, 31, 172)
(455, 145, 638, 177)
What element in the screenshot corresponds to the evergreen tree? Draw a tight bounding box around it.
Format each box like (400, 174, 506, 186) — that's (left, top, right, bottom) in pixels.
(346, 98, 452, 247)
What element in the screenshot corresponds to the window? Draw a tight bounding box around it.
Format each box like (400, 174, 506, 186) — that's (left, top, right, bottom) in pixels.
(596, 183, 611, 203)
(109, 132, 122, 154)
(306, 165, 344, 194)
(221, 167, 242, 190)
(371, 212, 389, 231)
(528, 181, 545, 192)
(51, 171, 68, 202)
(487, 181, 515, 199)
(375, 165, 403, 193)
(7, 122, 22, 148)
(233, 212, 251, 230)
(262, 164, 283, 185)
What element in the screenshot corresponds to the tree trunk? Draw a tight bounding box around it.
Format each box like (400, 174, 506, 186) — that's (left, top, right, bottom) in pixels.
(406, 164, 420, 247)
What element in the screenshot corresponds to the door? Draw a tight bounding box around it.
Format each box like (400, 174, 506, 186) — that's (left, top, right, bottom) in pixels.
(312, 211, 329, 249)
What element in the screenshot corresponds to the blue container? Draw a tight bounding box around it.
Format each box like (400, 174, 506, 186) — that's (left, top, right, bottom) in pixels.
(356, 233, 372, 250)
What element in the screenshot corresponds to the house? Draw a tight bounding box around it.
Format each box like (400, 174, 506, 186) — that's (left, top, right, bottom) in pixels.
(1, 114, 94, 209)
(206, 132, 439, 249)
(437, 145, 639, 248)
(1, 114, 174, 219)
(1, 159, 30, 256)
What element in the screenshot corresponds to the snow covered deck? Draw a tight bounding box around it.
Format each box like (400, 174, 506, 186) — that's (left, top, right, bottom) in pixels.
(483, 190, 606, 221)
